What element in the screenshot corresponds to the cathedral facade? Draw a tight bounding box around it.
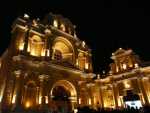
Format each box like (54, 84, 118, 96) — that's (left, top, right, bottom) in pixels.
(0, 13, 150, 113)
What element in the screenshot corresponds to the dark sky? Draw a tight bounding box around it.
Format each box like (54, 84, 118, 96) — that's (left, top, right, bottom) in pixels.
(0, 0, 149, 73)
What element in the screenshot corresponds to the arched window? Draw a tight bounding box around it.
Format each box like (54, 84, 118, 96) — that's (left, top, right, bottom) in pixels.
(52, 37, 74, 64)
(29, 35, 44, 56)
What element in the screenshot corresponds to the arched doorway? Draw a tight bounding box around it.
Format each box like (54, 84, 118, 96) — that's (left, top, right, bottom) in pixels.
(23, 81, 37, 109)
(50, 80, 77, 113)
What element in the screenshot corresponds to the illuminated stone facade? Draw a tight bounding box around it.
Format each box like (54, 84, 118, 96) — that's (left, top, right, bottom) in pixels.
(0, 13, 150, 112)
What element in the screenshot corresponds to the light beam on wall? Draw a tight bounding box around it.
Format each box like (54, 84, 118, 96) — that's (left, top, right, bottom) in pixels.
(25, 101, 30, 108)
(12, 95, 16, 104)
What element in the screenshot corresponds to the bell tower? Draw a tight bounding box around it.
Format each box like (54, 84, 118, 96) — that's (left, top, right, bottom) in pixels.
(110, 48, 141, 74)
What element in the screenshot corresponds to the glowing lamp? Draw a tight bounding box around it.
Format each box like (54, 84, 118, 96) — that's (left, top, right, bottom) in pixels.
(25, 101, 30, 108)
(79, 98, 81, 104)
(0, 62, 1, 68)
(53, 20, 58, 28)
(27, 45, 30, 52)
(85, 63, 89, 69)
(41, 49, 46, 56)
(88, 98, 91, 105)
(46, 49, 50, 57)
(116, 66, 119, 72)
(76, 59, 79, 66)
(19, 42, 24, 50)
(74, 109, 78, 113)
(45, 96, 48, 104)
(123, 64, 126, 70)
(134, 63, 139, 68)
(39, 96, 42, 104)
(0, 95, 2, 102)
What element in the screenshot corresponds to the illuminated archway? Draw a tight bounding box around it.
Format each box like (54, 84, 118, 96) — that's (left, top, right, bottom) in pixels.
(52, 37, 75, 64)
(23, 81, 37, 109)
(50, 80, 77, 111)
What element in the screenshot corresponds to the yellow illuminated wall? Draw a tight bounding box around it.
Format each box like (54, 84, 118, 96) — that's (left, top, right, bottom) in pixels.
(29, 35, 44, 57)
(52, 38, 74, 64)
(102, 89, 115, 108)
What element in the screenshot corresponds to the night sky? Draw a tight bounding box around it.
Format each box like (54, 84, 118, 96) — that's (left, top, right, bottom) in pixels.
(0, 0, 149, 73)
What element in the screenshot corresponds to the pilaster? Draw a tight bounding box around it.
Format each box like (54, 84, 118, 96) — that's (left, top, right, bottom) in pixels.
(112, 83, 119, 108)
(11, 70, 22, 110)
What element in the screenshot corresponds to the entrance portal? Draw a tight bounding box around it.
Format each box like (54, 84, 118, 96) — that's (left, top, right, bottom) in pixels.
(52, 86, 71, 113)
(50, 80, 77, 113)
